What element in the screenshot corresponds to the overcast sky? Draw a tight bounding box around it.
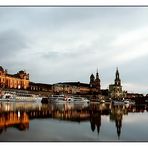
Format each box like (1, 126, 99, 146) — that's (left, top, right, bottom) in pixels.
(0, 7, 148, 94)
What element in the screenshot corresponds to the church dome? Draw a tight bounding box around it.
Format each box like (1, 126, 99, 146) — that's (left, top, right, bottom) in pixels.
(0, 66, 4, 72)
(90, 74, 95, 78)
(18, 70, 25, 74)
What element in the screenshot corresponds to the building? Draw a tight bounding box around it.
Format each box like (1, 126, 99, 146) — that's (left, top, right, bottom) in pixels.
(28, 82, 52, 96)
(29, 82, 52, 92)
(89, 69, 101, 95)
(52, 82, 90, 95)
(0, 66, 29, 90)
(52, 69, 101, 96)
(109, 68, 126, 100)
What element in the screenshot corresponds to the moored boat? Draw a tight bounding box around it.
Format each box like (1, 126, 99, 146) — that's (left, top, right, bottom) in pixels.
(49, 95, 90, 104)
(112, 100, 124, 105)
(0, 91, 37, 102)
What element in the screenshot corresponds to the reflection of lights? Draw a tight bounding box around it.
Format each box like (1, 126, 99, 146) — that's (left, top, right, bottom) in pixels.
(4, 104, 10, 111)
(99, 103, 106, 110)
(18, 111, 20, 118)
(125, 104, 129, 108)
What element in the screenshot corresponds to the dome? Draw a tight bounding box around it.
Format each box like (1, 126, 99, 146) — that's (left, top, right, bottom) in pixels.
(0, 66, 4, 72)
(18, 70, 25, 74)
(90, 74, 95, 78)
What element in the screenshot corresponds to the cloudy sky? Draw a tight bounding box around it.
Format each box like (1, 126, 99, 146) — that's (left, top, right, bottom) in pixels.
(0, 7, 148, 94)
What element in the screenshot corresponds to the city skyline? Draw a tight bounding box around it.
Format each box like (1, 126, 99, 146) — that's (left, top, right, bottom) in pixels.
(0, 7, 148, 94)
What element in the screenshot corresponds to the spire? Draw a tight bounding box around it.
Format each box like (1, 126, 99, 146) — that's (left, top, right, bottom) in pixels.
(116, 67, 119, 79)
(115, 67, 121, 86)
(96, 68, 99, 79)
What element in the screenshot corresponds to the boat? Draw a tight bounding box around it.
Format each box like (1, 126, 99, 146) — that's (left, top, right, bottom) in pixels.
(0, 93, 15, 101)
(53, 95, 90, 104)
(15, 93, 37, 102)
(0, 91, 37, 102)
(112, 99, 135, 106)
(112, 100, 124, 105)
(54, 97, 74, 103)
(124, 100, 135, 105)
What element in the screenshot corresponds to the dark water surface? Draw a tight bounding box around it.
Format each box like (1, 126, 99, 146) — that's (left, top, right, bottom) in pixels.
(0, 101, 148, 141)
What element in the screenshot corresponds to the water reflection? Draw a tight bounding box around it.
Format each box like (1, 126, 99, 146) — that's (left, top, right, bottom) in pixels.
(0, 111, 29, 134)
(0, 101, 148, 139)
(90, 110, 101, 134)
(110, 105, 124, 138)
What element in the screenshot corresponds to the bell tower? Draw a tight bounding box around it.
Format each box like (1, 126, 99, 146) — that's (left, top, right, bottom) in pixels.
(95, 68, 101, 93)
(90, 74, 95, 88)
(115, 67, 121, 86)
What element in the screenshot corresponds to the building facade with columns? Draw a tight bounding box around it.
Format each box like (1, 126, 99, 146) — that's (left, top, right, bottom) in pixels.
(0, 66, 29, 90)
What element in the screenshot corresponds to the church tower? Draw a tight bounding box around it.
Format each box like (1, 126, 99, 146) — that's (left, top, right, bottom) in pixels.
(115, 67, 121, 86)
(95, 69, 101, 93)
(109, 67, 124, 99)
(90, 74, 95, 88)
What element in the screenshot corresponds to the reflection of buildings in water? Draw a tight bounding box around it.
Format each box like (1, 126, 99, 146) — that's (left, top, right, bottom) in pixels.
(0, 111, 29, 134)
(110, 105, 124, 138)
(90, 111, 101, 134)
(1, 101, 148, 136)
(52, 109, 90, 122)
(0, 102, 42, 112)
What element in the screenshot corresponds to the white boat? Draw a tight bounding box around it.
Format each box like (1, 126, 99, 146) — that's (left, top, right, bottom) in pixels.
(0, 91, 37, 102)
(112, 100, 124, 105)
(54, 96, 90, 104)
(15, 93, 37, 102)
(54, 96, 74, 103)
(124, 100, 135, 105)
(0, 93, 15, 101)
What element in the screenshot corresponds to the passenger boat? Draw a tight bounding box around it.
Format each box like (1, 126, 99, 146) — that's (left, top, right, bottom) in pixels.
(124, 100, 135, 105)
(0, 91, 37, 102)
(0, 93, 15, 101)
(112, 99, 135, 105)
(112, 100, 124, 105)
(15, 93, 37, 102)
(54, 96, 74, 103)
(54, 96, 90, 104)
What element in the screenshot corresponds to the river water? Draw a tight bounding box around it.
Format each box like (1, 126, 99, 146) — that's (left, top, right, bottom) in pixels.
(0, 101, 148, 142)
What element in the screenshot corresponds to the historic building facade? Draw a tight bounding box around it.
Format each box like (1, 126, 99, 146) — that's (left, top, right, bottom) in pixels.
(0, 66, 29, 90)
(53, 70, 101, 95)
(28, 82, 52, 96)
(52, 82, 90, 95)
(109, 68, 126, 99)
(89, 69, 101, 95)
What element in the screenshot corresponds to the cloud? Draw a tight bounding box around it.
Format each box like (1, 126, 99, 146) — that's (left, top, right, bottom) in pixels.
(0, 7, 148, 93)
(0, 29, 30, 67)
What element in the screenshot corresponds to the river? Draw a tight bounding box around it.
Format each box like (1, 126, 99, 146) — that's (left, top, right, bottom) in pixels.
(0, 101, 148, 141)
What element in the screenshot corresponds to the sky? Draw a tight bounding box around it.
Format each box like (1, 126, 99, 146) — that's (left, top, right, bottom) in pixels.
(0, 7, 148, 94)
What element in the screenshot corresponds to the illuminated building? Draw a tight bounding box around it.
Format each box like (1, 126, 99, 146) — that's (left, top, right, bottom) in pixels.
(52, 82, 90, 95)
(109, 68, 126, 100)
(0, 66, 29, 90)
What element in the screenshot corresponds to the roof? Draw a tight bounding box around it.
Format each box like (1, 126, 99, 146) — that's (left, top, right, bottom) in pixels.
(55, 82, 90, 87)
(90, 74, 95, 78)
(30, 82, 52, 87)
(18, 70, 25, 74)
(0, 66, 4, 72)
